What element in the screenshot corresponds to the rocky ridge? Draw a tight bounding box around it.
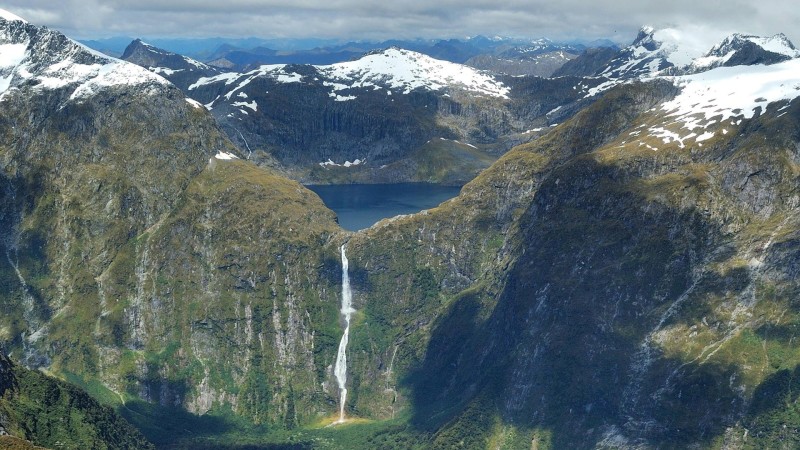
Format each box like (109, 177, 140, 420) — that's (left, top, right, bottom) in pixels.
(120, 39, 222, 92)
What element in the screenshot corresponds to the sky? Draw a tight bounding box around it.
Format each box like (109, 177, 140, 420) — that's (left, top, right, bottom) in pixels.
(3, 0, 799, 46)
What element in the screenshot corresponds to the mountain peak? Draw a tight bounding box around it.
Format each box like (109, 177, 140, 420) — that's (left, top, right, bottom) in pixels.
(320, 47, 510, 98)
(119, 39, 219, 91)
(0, 8, 27, 23)
(599, 26, 800, 79)
(633, 25, 656, 45)
(707, 32, 798, 58)
(0, 16, 169, 102)
(689, 32, 799, 72)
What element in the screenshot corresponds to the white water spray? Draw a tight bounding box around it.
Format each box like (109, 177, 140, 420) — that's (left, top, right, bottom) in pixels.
(333, 244, 355, 423)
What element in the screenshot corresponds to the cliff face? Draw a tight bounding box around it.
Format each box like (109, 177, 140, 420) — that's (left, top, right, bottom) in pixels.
(342, 79, 800, 447)
(0, 14, 344, 438)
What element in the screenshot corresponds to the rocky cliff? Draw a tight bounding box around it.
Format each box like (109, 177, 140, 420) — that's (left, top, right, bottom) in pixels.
(339, 61, 800, 448)
(0, 12, 344, 444)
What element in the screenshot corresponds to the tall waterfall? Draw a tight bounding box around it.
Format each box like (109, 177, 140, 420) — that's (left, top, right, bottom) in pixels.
(334, 244, 355, 423)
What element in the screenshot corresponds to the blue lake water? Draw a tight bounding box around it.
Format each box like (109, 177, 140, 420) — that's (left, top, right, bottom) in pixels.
(306, 183, 462, 231)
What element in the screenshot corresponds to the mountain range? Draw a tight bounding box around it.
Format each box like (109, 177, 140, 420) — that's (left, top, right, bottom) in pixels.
(83, 34, 595, 74)
(119, 27, 800, 186)
(122, 39, 598, 185)
(2, 8, 800, 449)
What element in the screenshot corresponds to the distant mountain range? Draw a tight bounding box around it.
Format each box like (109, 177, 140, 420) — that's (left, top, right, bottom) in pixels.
(117, 27, 800, 185)
(83, 34, 602, 74)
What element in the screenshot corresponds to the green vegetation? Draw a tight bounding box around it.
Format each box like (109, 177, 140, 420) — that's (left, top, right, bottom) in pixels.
(0, 353, 153, 449)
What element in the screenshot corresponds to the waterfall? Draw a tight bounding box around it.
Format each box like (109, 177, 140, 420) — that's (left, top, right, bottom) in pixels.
(333, 244, 355, 423)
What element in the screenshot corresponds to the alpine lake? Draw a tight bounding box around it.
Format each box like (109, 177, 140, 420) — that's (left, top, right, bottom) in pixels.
(306, 183, 462, 231)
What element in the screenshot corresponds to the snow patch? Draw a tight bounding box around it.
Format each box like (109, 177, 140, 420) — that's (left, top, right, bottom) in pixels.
(746, 34, 799, 58)
(151, 66, 183, 76)
(189, 72, 241, 90)
(215, 151, 238, 160)
(68, 62, 168, 100)
(662, 58, 800, 130)
(276, 72, 303, 83)
(330, 92, 357, 101)
(696, 131, 715, 142)
(185, 98, 203, 109)
(232, 100, 257, 111)
(585, 79, 622, 98)
(0, 21, 170, 102)
(651, 28, 718, 68)
(319, 158, 365, 168)
(649, 127, 687, 148)
(437, 138, 478, 149)
(0, 43, 28, 94)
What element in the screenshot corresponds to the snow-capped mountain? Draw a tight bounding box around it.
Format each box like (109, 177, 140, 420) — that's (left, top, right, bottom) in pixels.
(121, 39, 222, 91)
(636, 56, 800, 150)
(190, 47, 510, 103)
(596, 26, 800, 79)
(131, 43, 594, 183)
(688, 33, 799, 72)
(596, 26, 707, 78)
(0, 10, 170, 104)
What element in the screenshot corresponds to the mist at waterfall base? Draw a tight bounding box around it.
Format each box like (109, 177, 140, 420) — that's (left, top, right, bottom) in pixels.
(307, 183, 461, 231)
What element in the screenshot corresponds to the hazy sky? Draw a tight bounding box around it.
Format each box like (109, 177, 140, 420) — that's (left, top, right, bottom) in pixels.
(3, 0, 799, 45)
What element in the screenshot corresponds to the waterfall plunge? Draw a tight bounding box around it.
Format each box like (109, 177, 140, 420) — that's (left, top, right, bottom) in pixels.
(333, 244, 355, 423)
